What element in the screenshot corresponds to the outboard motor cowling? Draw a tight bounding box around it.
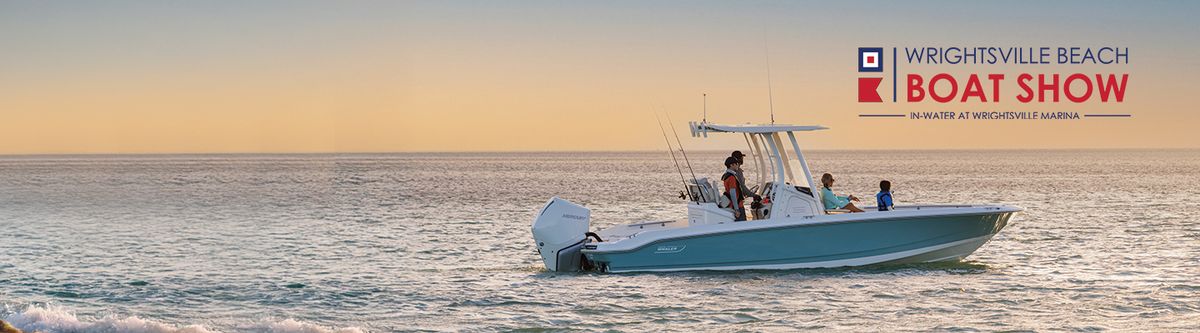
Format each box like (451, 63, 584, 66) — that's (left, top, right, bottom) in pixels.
(531, 197, 591, 272)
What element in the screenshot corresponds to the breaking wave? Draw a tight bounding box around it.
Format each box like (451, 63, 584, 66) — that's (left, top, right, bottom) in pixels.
(3, 305, 364, 333)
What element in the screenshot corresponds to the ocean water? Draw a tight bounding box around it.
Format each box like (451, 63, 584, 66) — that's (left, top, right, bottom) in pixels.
(1, 150, 1198, 332)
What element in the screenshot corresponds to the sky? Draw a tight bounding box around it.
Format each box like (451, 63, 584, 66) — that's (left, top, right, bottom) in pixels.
(1, 1, 1198, 154)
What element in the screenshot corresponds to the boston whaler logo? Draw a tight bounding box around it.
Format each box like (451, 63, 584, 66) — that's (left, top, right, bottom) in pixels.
(654, 244, 685, 254)
(857, 46, 1131, 120)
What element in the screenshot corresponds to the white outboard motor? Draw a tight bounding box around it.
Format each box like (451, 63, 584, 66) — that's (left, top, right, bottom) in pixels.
(531, 197, 591, 272)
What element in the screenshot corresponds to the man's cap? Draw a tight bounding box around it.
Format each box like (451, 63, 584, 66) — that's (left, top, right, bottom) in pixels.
(731, 150, 745, 158)
(724, 156, 740, 167)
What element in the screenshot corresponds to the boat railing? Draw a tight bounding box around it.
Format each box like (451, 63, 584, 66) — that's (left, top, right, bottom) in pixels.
(896, 204, 980, 210)
(829, 205, 998, 213)
(626, 220, 676, 229)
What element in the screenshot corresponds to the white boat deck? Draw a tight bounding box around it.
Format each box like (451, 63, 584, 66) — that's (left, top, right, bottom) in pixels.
(594, 219, 689, 242)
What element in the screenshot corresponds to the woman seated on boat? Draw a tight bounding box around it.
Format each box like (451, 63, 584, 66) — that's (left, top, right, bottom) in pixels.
(820, 173, 864, 213)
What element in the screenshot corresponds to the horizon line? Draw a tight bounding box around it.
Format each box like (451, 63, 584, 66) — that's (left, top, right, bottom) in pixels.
(1, 146, 1197, 157)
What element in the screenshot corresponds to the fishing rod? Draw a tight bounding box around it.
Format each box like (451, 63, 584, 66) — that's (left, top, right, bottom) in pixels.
(654, 112, 693, 201)
(663, 112, 700, 195)
(766, 44, 775, 124)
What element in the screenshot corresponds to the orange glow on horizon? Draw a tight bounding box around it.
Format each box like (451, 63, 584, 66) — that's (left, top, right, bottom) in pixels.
(1, 2, 1197, 154)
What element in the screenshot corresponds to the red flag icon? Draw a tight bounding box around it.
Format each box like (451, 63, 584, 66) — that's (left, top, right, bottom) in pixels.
(858, 77, 882, 103)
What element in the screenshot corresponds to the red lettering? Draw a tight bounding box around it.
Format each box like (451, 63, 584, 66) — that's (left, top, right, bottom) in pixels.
(1017, 74, 1034, 103)
(930, 73, 957, 103)
(1064, 74, 1092, 103)
(1096, 74, 1128, 102)
(961, 74, 986, 102)
(988, 74, 1004, 103)
(1041, 73, 1060, 101)
(907, 74, 925, 102)
(1038, 74, 1060, 102)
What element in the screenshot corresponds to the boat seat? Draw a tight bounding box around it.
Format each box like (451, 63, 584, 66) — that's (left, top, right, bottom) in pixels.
(687, 177, 722, 203)
(707, 180, 723, 204)
(824, 209, 851, 214)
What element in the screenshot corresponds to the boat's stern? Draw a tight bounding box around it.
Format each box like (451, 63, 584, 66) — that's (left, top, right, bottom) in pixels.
(530, 197, 591, 272)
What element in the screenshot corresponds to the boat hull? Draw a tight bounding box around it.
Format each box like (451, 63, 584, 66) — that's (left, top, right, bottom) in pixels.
(583, 209, 1015, 273)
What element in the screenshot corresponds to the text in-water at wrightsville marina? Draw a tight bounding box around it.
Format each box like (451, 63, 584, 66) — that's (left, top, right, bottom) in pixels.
(910, 111, 1084, 120)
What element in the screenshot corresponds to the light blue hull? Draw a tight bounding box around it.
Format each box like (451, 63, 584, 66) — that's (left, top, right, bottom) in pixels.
(583, 210, 1015, 273)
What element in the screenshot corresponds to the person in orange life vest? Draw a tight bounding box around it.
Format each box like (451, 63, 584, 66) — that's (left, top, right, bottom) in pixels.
(730, 151, 761, 203)
(722, 156, 748, 221)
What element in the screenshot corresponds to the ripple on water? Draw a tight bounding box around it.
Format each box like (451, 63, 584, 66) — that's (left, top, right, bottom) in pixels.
(3, 151, 1200, 331)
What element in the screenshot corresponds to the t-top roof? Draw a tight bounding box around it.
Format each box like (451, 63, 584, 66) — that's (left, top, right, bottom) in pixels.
(689, 121, 828, 137)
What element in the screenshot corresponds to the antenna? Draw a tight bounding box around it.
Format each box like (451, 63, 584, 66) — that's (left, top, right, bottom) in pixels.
(765, 43, 775, 124)
(702, 93, 707, 123)
(654, 111, 694, 201)
(664, 112, 699, 192)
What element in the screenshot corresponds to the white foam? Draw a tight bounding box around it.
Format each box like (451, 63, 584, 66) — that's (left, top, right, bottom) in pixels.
(256, 319, 364, 333)
(4, 305, 364, 333)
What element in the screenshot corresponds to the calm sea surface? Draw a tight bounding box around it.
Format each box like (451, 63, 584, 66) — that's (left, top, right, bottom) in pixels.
(1, 150, 1198, 332)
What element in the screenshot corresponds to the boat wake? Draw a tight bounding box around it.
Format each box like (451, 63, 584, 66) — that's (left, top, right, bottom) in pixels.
(2, 304, 364, 333)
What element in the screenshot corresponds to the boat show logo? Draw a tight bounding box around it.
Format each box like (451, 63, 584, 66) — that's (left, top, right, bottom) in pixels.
(856, 46, 1131, 120)
(857, 47, 884, 103)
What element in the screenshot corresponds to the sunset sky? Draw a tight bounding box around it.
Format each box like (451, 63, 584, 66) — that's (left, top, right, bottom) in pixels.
(1, 1, 1197, 154)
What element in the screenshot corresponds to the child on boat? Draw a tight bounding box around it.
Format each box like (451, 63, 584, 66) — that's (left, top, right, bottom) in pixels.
(876, 180, 894, 211)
